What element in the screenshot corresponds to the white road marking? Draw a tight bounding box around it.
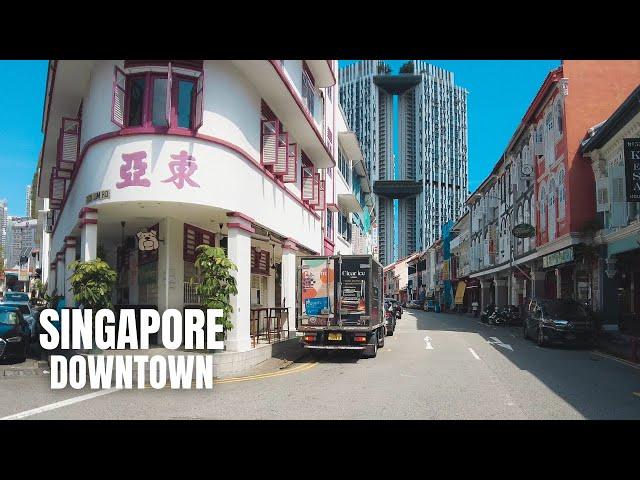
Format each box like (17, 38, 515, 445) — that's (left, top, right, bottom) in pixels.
(0, 388, 119, 420)
(487, 337, 514, 351)
(468, 348, 480, 360)
(424, 336, 434, 350)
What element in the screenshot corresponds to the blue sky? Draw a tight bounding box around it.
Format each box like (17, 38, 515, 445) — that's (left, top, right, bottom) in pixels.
(0, 60, 47, 217)
(0, 60, 559, 219)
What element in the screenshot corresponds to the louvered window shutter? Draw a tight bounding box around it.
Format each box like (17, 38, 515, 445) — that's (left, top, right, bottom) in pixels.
(57, 118, 80, 171)
(596, 177, 610, 212)
(112, 66, 126, 127)
(301, 165, 314, 200)
(184, 225, 197, 262)
(273, 132, 288, 175)
(283, 142, 298, 183)
(314, 178, 326, 211)
(261, 120, 278, 165)
(609, 165, 627, 227)
(310, 171, 320, 205)
(193, 71, 204, 130)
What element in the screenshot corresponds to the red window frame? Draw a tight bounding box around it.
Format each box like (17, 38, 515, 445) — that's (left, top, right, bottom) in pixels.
(183, 223, 215, 263)
(113, 64, 202, 133)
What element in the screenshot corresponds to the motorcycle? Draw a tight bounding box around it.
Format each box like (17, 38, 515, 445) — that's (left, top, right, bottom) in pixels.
(489, 305, 521, 326)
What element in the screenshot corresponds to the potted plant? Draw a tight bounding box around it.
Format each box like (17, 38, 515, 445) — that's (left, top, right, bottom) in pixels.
(67, 258, 117, 352)
(192, 245, 238, 349)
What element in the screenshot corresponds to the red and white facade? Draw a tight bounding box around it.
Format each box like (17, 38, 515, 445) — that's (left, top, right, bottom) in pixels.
(36, 60, 370, 353)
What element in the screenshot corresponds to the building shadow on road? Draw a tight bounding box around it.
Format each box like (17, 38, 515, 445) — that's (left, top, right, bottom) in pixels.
(406, 308, 640, 420)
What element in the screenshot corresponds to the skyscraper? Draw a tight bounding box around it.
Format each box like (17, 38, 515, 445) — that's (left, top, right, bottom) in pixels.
(339, 60, 468, 265)
(25, 184, 32, 218)
(0, 200, 7, 260)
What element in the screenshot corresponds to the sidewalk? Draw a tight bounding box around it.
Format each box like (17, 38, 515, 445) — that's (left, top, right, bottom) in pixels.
(595, 330, 639, 364)
(0, 358, 49, 378)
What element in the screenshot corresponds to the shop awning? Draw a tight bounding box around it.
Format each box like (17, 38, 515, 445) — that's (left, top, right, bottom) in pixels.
(337, 193, 363, 214)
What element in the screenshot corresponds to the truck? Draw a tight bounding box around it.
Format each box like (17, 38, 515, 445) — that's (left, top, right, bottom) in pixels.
(297, 254, 385, 358)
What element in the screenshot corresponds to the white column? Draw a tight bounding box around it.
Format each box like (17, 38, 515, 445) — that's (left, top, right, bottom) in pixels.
(47, 262, 56, 295)
(56, 252, 64, 298)
(64, 237, 77, 307)
(281, 239, 298, 333)
(157, 217, 184, 311)
(79, 208, 98, 261)
(494, 277, 507, 306)
(225, 212, 253, 352)
(531, 271, 546, 299)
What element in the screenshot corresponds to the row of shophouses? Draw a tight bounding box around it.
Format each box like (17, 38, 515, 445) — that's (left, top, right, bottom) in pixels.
(32, 60, 375, 369)
(385, 60, 640, 336)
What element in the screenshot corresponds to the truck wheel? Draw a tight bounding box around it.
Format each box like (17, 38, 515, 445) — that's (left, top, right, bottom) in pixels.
(378, 328, 385, 348)
(362, 331, 378, 358)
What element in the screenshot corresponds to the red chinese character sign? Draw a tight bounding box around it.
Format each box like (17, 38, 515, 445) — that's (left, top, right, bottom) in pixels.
(162, 150, 200, 189)
(116, 150, 200, 190)
(116, 151, 151, 189)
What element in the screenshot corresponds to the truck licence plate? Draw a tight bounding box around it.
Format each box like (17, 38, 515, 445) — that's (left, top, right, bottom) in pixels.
(328, 333, 342, 341)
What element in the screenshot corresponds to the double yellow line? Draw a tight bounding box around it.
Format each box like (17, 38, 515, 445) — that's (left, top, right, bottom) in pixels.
(143, 361, 317, 389)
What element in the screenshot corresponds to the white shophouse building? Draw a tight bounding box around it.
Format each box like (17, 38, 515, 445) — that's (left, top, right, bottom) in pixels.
(37, 60, 370, 364)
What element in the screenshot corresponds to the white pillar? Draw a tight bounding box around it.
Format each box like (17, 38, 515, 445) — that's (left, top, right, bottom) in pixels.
(157, 218, 184, 311)
(64, 237, 77, 307)
(225, 212, 253, 352)
(56, 252, 64, 298)
(495, 277, 508, 306)
(79, 208, 98, 261)
(531, 271, 546, 299)
(281, 239, 298, 333)
(47, 262, 56, 295)
(480, 279, 492, 310)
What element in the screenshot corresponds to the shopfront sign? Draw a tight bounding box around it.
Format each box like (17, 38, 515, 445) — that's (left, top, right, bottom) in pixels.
(542, 246, 574, 269)
(624, 138, 640, 202)
(512, 223, 536, 238)
(86, 190, 110, 204)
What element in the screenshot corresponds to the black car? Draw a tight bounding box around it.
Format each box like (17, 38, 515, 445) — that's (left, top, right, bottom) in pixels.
(0, 306, 31, 362)
(383, 301, 396, 335)
(523, 298, 594, 347)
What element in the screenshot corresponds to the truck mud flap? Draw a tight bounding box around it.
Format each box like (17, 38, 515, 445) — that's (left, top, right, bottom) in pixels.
(303, 345, 365, 350)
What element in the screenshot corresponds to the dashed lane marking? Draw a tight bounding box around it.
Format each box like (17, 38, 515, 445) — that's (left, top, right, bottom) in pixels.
(468, 348, 480, 360)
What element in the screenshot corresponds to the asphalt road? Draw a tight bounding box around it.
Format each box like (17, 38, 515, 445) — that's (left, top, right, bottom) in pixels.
(1, 309, 639, 419)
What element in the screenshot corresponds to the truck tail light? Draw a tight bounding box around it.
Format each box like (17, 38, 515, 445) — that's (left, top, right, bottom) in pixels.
(303, 335, 316, 342)
(354, 336, 367, 343)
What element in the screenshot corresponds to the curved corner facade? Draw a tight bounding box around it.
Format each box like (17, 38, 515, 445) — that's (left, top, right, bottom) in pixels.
(36, 59, 373, 354)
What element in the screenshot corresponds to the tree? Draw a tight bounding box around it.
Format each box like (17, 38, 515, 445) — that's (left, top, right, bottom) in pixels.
(377, 62, 391, 74)
(192, 245, 238, 333)
(399, 61, 414, 74)
(67, 258, 117, 310)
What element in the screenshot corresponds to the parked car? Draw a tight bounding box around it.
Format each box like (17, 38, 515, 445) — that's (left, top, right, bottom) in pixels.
(2, 292, 30, 303)
(0, 301, 37, 342)
(384, 298, 403, 319)
(384, 301, 396, 335)
(0, 305, 31, 362)
(406, 300, 423, 310)
(523, 298, 594, 347)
